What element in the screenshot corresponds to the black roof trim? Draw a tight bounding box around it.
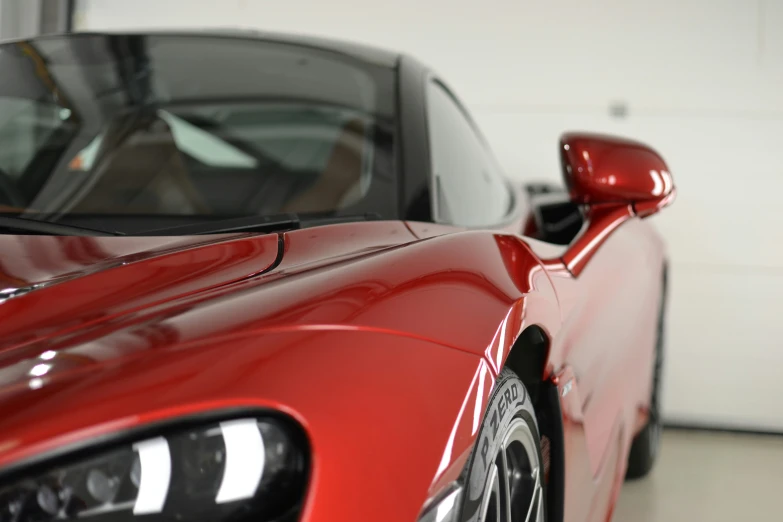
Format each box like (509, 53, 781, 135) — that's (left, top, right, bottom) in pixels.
(7, 28, 401, 68)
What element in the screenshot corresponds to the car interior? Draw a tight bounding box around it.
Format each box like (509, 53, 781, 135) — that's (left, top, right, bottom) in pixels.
(0, 104, 376, 223)
(526, 183, 585, 245)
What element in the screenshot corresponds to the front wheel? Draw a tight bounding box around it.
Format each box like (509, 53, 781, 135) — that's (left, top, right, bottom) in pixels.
(460, 368, 546, 522)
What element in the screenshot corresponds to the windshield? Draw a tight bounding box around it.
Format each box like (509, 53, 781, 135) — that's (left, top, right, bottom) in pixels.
(0, 34, 397, 234)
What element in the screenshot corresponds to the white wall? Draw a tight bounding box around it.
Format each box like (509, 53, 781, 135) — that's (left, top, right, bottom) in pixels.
(74, 0, 783, 431)
(0, 0, 43, 39)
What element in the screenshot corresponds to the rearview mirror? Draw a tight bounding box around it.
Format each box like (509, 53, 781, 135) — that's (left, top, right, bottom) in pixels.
(560, 133, 675, 216)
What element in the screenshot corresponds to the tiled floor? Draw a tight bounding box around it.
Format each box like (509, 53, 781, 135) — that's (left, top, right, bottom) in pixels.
(613, 429, 783, 522)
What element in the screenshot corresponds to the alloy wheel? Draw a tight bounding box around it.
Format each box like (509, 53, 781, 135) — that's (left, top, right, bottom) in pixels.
(479, 418, 544, 522)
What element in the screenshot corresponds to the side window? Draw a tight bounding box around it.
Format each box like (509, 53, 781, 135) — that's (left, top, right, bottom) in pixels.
(426, 81, 511, 227)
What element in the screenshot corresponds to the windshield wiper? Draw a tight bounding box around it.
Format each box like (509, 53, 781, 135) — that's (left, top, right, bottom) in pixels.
(140, 214, 301, 236)
(0, 216, 124, 236)
(137, 213, 382, 236)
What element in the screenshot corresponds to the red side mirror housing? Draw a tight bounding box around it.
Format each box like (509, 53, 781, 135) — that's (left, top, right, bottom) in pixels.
(560, 133, 676, 216)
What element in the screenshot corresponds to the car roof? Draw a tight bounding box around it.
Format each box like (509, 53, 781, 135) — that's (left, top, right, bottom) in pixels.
(12, 28, 402, 69)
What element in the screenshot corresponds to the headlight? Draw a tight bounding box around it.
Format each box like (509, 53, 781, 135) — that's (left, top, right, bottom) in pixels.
(418, 484, 462, 522)
(0, 416, 308, 522)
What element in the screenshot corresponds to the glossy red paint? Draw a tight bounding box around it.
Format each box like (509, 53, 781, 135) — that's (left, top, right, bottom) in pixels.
(556, 133, 676, 278)
(547, 213, 665, 522)
(561, 204, 634, 277)
(0, 201, 670, 522)
(634, 187, 678, 218)
(0, 234, 242, 290)
(561, 132, 675, 207)
(0, 329, 483, 522)
(0, 233, 281, 351)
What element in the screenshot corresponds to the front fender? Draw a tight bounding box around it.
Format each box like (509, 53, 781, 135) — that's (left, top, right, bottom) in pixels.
(0, 326, 484, 522)
(271, 228, 564, 369)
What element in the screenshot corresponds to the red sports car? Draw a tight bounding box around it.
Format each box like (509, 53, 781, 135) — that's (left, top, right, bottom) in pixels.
(0, 32, 674, 522)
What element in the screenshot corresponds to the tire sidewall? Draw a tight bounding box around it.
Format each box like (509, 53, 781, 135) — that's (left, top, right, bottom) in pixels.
(460, 369, 542, 522)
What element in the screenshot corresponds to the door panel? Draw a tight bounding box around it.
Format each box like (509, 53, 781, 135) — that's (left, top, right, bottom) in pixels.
(550, 217, 662, 477)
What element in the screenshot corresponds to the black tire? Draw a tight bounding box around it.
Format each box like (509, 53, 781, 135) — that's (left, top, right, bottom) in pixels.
(460, 368, 546, 522)
(625, 267, 667, 479)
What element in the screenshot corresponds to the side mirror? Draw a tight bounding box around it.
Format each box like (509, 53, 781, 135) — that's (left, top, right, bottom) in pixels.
(557, 132, 676, 275)
(560, 133, 675, 216)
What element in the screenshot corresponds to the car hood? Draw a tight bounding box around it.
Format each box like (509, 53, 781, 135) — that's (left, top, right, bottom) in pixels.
(0, 220, 552, 521)
(0, 234, 251, 300)
(0, 220, 495, 522)
(0, 221, 421, 383)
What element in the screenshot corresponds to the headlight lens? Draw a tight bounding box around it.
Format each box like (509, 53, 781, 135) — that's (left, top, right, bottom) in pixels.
(0, 417, 308, 522)
(418, 485, 462, 522)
